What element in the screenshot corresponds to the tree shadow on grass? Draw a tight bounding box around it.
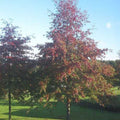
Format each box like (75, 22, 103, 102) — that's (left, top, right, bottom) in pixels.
(4, 102, 66, 120)
(77, 96, 120, 113)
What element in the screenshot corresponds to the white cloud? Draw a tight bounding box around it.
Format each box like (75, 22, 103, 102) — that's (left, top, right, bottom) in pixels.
(106, 22, 111, 29)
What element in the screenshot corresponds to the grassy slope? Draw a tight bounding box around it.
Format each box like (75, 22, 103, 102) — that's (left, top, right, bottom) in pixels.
(0, 98, 120, 120)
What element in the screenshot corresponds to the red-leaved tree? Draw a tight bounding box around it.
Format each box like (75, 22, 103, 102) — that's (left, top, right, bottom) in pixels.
(0, 21, 32, 120)
(37, 0, 114, 119)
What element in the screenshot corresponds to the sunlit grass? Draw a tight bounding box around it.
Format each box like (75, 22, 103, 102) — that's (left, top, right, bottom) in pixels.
(0, 98, 120, 120)
(0, 87, 120, 120)
(0, 99, 65, 120)
(112, 87, 120, 95)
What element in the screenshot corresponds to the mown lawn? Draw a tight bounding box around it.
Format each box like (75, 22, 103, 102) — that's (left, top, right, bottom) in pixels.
(0, 97, 120, 120)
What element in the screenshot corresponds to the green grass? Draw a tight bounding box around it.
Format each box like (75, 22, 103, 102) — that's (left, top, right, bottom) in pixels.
(0, 87, 120, 120)
(0, 97, 120, 120)
(112, 87, 120, 95)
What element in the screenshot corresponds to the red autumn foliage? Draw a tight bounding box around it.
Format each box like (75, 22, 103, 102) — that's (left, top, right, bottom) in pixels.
(0, 21, 32, 98)
(37, 0, 114, 107)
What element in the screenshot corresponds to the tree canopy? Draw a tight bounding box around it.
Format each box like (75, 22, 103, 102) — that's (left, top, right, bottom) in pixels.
(37, 0, 114, 104)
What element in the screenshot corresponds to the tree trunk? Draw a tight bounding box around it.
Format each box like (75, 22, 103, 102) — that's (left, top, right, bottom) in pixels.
(66, 97, 71, 120)
(8, 83, 11, 120)
(8, 62, 12, 120)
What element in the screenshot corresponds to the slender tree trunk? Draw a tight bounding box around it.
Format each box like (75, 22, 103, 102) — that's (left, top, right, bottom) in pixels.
(8, 62, 12, 120)
(66, 97, 71, 120)
(8, 82, 11, 120)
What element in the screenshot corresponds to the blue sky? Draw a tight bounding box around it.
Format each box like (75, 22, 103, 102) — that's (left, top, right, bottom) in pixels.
(0, 0, 120, 60)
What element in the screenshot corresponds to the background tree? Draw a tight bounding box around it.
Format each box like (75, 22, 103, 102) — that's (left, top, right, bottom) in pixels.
(37, 0, 114, 120)
(103, 60, 120, 87)
(0, 21, 32, 120)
